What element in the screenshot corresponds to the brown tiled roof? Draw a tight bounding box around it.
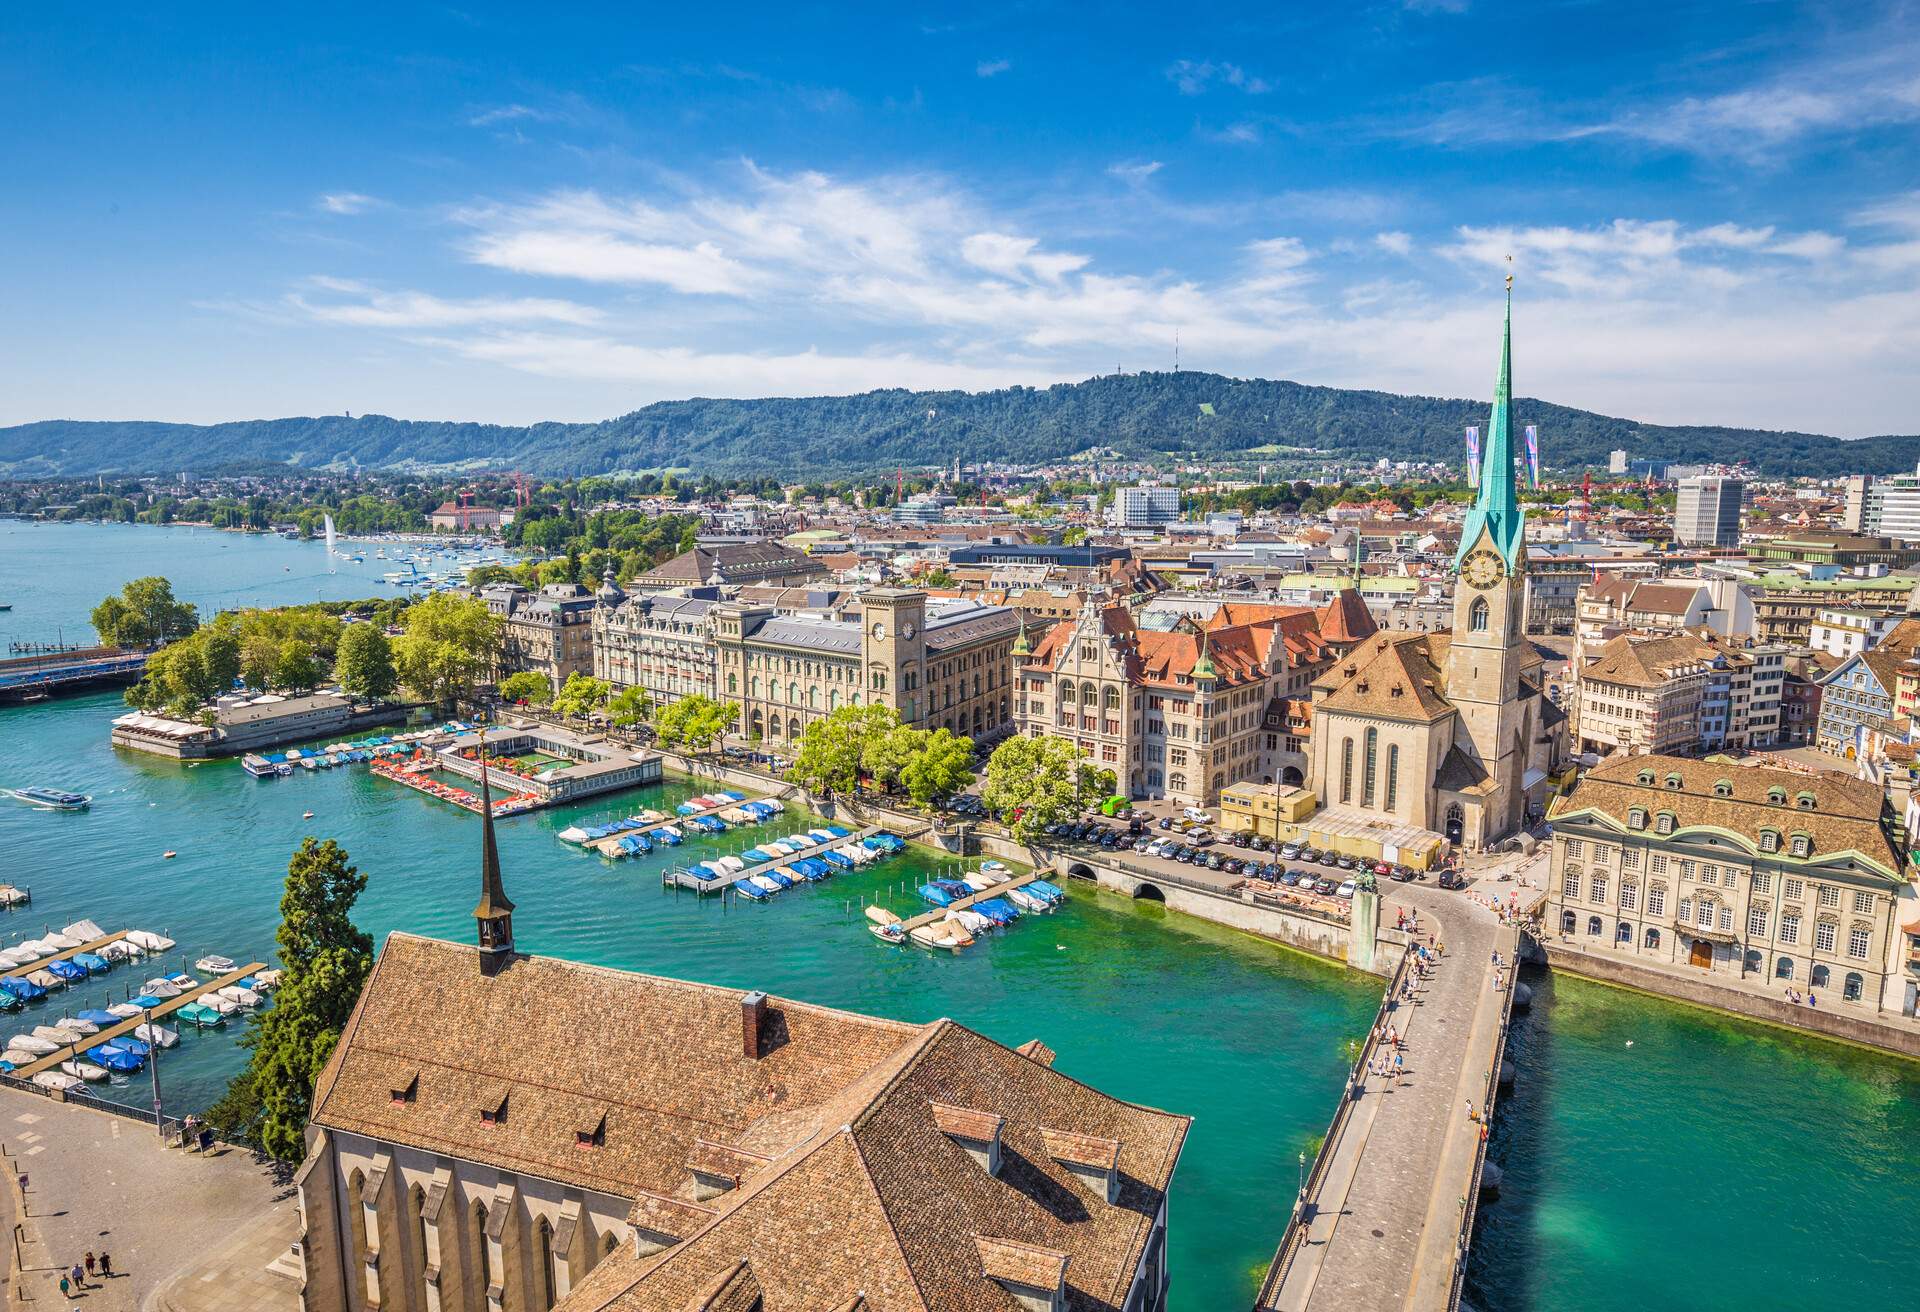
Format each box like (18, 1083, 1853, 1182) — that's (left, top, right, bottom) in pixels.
(1313, 633, 1456, 722)
(930, 1102, 1005, 1142)
(310, 935, 922, 1199)
(1040, 1128, 1120, 1171)
(628, 1191, 719, 1239)
(1854, 618, 1920, 694)
(1014, 1039, 1056, 1067)
(975, 1236, 1070, 1291)
(1551, 754, 1902, 876)
(683, 1260, 762, 1312)
(1314, 588, 1378, 645)
(562, 1019, 1189, 1312)
(1580, 633, 1714, 689)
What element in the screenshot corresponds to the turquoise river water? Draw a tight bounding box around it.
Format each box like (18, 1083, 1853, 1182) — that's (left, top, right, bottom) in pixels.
(2, 521, 1916, 1309)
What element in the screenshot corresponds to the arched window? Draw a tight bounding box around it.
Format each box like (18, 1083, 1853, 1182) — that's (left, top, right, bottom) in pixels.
(536, 1216, 558, 1310)
(1341, 737, 1354, 803)
(1616, 921, 1632, 943)
(1469, 597, 1489, 632)
(1644, 927, 1661, 949)
(750, 676, 761, 698)
(1104, 686, 1120, 711)
(1775, 956, 1794, 980)
(1586, 916, 1603, 936)
(1082, 683, 1098, 706)
(788, 716, 801, 739)
(828, 689, 839, 711)
(602, 1231, 620, 1256)
(1810, 964, 1830, 989)
(1743, 949, 1762, 972)
(1385, 745, 1399, 812)
(1362, 729, 1378, 807)
(1843, 971, 1864, 1001)
(1058, 680, 1076, 704)
(1561, 910, 1577, 933)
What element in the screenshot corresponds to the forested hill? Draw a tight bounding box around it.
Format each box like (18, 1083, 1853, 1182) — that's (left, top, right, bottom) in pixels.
(4, 371, 1913, 479)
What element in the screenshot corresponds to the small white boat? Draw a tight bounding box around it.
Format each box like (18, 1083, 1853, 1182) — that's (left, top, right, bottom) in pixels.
(718, 856, 745, 873)
(60, 1059, 108, 1083)
(947, 908, 992, 934)
(126, 930, 175, 952)
(0, 952, 32, 970)
(163, 971, 197, 990)
(30, 1071, 82, 1093)
(60, 920, 104, 942)
(980, 861, 1009, 875)
(864, 906, 901, 928)
(217, 985, 262, 1008)
(252, 969, 283, 989)
(1006, 888, 1050, 914)
(0, 889, 28, 907)
(32, 1024, 84, 1046)
(206, 995, 240, 1016)
(6, 1034, 58, 1056)
(141, 978, 184, 999)
(961, 874, 994, 893)
(748, 874, 782, 894)
(41, 932, 80, 950)
(556, 826, 590, 845)
(134, 1022, 179, 1048)
(16, 940, 54, 957)
(195, 955, 237, 975)
(54, 1015, 99, 1036)
(25, 970, 62, 991)
(106, 1002, 144, 1019)
(910, 920, 971, 951)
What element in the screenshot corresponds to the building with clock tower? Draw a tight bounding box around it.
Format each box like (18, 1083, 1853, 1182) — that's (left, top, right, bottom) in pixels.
(1306, 279, 1565, 851)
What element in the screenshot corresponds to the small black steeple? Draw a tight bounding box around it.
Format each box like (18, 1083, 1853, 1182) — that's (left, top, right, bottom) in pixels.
(472, 732, 515, 973)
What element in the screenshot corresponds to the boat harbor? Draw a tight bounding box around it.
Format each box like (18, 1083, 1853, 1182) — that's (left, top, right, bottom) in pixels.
(663, 822, 905, 896)
(863, 863, 1067, 951)
(561, 788, 779, 855)
(4, 959, 268, 1086)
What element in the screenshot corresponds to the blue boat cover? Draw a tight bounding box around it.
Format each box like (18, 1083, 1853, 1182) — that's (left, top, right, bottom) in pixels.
(0, 978, 46, 1000)
(77, 1008, 119, 1026)
(918, 883, 955, 907)
(732, 879, 769, 900)
(47, 961, 86, 982)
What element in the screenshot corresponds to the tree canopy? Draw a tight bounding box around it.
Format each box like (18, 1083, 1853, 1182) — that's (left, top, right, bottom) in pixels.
(334, 622, 397, 702)
(391, 592, 503, 707)
(498, 670, 552, 705)
(549, 671, 613, 718)
(982, 736, 1116, 843)
(653, 694, 737, 753)
(90, 576, 198, 648)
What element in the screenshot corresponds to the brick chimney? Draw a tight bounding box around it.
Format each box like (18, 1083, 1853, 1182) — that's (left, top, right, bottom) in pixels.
(741, 991, 768, 1058)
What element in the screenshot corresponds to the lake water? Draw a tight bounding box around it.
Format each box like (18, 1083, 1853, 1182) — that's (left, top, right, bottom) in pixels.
(3, 520, 1917, 1309)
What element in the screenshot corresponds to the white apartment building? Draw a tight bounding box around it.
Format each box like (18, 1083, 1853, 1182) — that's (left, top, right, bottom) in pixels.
(1674, 476, 1745, 548)
(1111, 484, 1182, 528)
(1809, 607, 1908, 659)
(1861, 465, 1920, 543)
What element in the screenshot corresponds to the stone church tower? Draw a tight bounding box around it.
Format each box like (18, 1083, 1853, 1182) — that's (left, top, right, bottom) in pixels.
(1444, 275, 1537, 841)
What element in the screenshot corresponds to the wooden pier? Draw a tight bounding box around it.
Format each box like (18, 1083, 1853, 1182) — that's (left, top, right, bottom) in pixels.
(664, 825, 884, 894)
(895, 871, 1045, 933)
(6, 962, 267, 1082)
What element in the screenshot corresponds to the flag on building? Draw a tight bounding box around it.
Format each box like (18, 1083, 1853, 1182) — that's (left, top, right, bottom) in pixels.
(1465, 425, 1481, 487)
(1525, 424, 1540, 488)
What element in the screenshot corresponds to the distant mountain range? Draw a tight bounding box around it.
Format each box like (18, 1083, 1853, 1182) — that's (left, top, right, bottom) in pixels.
(3, 371, 1913, 480)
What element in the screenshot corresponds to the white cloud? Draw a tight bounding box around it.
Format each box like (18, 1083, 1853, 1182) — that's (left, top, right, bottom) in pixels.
(976, 58, 1010, 78)
(286, 168, 1920, 435)
(1201, 121, 1263, 145)
(1167, 60, 1271, 97)
(1106, 160, 1164, 185)
(318, 192, 379, 215)
(467, 104, 561, 128)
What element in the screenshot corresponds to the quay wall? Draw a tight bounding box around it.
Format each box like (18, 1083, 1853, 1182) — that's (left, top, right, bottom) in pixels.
(1544, 944, 1920, 1061)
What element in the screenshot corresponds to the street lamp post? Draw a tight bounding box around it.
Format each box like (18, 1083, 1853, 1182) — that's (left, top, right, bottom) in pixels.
(145, 1006, 163, 1139)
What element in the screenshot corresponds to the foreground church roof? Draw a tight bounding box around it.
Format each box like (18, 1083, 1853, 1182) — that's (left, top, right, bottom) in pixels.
(311, 935, 1189, 1311)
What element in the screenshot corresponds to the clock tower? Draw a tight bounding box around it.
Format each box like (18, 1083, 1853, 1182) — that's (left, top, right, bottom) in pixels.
(1445, 275, 1535, 838)
(859, 587, 927, 722)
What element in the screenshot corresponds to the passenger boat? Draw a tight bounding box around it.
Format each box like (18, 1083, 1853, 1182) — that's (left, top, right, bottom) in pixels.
(241, 755, 278, 779)
(195, 954, 237, 974)
(7, 787, 91, 811)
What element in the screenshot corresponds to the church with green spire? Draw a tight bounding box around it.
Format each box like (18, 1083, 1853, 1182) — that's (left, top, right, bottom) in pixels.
(1305, 280, 1566, 852)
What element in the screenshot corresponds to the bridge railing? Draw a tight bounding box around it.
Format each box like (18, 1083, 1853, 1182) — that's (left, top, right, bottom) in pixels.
(1253, 942, 1415, 1309)
(1443, 922, 1522, 1311)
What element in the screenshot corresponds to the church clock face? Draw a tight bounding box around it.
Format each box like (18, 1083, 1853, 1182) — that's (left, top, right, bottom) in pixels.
(1462, 548, 1505, 591)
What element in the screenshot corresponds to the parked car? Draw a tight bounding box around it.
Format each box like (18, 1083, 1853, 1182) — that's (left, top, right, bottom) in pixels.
(1279, 843, 1302, 860)
(1336, 880, 1357, 900)
(1205, 853, 1225, 870)
(1229, 831, 1251, 848)
(1437, 871, 1467, 890)
(1335, 855, 1358, 871)
(1158, 816, 1175, 831)
(1390, 866, 1415, 883)
(1183, 806, 1211, 823)
(1316, 878, 1340, 896)
(1298, 847, 1322, 864)
(1316, 849, 1341, 867)
(1251, 834, 1273, 852)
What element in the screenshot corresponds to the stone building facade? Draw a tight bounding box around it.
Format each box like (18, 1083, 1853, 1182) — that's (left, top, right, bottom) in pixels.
(480, 583, 598, 689)
(590, 592, 719, 710)
(1546, 755, 1916, 1014)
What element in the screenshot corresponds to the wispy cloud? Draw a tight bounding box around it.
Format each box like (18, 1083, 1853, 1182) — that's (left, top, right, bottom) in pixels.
(317, 192, 380, 215)
(1167, 59, 1270, 96)
(1106, 160, 1164, 186)
(1200, 121, 1263, 145)
(289, 277, 601, 329)
(1375, 231, 1412, 256)
(976, 58, 1011, 78)
(466, 103, 563, 128)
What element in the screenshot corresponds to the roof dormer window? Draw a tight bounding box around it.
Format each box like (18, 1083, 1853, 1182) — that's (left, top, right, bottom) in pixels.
(1767, 787, 1787, 805)
(480, 1094, 508, 1126)
(1628, 808, 1647, 830)
(1790, 833, 1812, 858)
(1655, 812, 1675, 835)
(1637, 769, 1655, 786)
(390, 1074, 418, 1105)
(1795, 792, 1816, 810)
(1713, 780, 1732, 798)
(1664, 773, 1682, 790)
(576, 1114, 607, 1149)
(1759, 829, 1780, 853)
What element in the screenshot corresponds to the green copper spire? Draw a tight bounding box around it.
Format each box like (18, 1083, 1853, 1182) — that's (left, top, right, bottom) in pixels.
(1453, 273, 1526, 570)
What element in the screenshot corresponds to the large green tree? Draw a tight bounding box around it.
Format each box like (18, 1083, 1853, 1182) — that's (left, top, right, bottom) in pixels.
(653, 694, 738, 753)
(549, 671, 612, 718)
(391, 592, 503, 707)
(272, 639, 321, 693)
(981, 736, 1117, 843)
(606, 685, 651, 728)
(787, 704, 900, 795)
(206, 838, 374, 1161)
(91, 576, 198, 648)
(901, 727, 976, 806)
(498, 670, 553, 705)
(334, 623, 397, 702)
(124, 625, 240, 717)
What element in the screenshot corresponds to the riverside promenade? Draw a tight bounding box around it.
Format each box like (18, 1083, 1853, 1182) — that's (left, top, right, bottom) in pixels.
(1257, 849, 1540, 1312)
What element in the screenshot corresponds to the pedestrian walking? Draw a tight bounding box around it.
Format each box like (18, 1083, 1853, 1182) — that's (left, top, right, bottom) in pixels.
(84, 1253, 95, 1279)
(59, 1274, 70, 1300)
(99, 1252, 112, 1278)
(1393, 1051, 1404, 1080)
(71, 1264, 85, 1291)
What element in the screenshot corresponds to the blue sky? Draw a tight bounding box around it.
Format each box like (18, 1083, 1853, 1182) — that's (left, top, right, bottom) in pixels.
(4, 1, 1918, 435)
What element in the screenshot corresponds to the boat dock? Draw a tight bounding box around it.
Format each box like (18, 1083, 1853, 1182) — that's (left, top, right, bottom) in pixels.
(664, 824, 885, 894)
(896, 871, 1044, 934)
(4, 961, 267, 1083)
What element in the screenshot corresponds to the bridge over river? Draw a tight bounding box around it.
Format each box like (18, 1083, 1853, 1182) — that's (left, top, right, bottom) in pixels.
(1040, 842, 1541, 1312)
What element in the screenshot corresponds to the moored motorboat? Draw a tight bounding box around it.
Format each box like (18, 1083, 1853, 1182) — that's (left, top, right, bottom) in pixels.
(6, 1034, 58, 1056)
(134, 1022, 178, 1048)
(195, 954, 236, 974)
(61, 1058, 109, 1082)
(32, 1071, 83, 1092)
(54, 1014, 100, 1035)
(176, 1002, 225, 1028)
(910, 920, 971, 951)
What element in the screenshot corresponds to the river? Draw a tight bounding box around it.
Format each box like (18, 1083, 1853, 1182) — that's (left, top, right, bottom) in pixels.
(2, 521, 1916, 1309)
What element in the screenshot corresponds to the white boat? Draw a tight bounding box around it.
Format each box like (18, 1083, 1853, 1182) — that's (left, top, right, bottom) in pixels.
(16, 940, 55, 957)
(106, 1002, 144, 1019)
(41, 932, 80, 950)
(195, 955, 237, 974)
(0, 952, 32, 969)
(252, 968, 283, 989)
(141, 978, 184, 999)
(748, 874, 782, 894)
(910, 920, 971, 951)
(718, 856, 745, 873)
(217, 985, 262, 1008)
(134, 1023, 179, 1048)
(54, 1015, 99, 1035)
(947, 908, 992, 934)
(163, 972, 197, 991)
(30, 1071, 82, 1093)
(32, 1024, 85, 1046)
(99, 941, 143, 962)
(6, 1034, 58, 1056)
(556, 826, 590, 845)
(60, 920, 104, 941)
(961, 874, 995, 893)
(60, 1059, 108, 1083)
(206, 995, 240, 1016)
(980, 861, 1009, 875)
(126, 930, 175, 952)
(0, 889, 28, 907)
(25, 970, 62, 991)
